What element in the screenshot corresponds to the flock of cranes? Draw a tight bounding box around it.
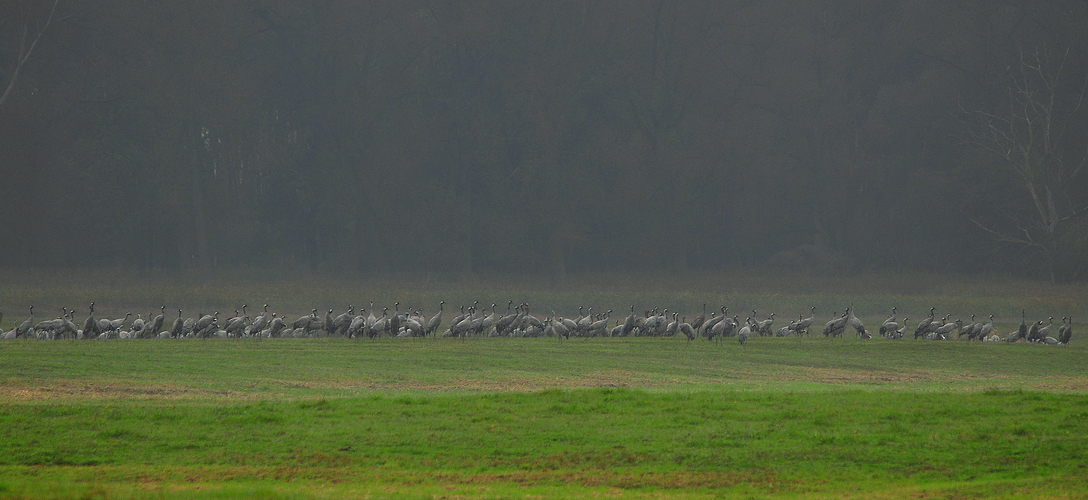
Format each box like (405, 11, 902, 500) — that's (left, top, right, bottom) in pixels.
(0, 302, 1075, 346)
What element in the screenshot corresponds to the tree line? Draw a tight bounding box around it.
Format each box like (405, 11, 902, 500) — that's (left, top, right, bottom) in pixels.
(2, 1, 1086, 281)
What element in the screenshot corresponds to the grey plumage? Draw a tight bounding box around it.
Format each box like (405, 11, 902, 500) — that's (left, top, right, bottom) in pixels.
(15, 305, 34, 338)
(823, 311, 847, 338)
(1058, 317, 1072, 345)
(914, 308, 936, 339)
(426, 301, 444, 336)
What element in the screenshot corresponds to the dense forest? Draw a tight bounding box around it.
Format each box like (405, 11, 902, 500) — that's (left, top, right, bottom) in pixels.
(2, 1, 1087, 282)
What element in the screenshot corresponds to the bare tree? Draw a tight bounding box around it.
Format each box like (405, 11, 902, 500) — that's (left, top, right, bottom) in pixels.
(0, 0, 59, 108)
(963, 47, 1088, 282)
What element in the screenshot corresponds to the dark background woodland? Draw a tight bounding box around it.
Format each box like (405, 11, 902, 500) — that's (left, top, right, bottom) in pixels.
(2, 1, 1087, 282)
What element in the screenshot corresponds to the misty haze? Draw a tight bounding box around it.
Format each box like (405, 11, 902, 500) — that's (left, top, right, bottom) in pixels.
(2, 1, 1086, 283)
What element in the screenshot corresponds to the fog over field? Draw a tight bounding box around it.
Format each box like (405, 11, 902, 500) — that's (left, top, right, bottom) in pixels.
(2, 2, 1088, 284)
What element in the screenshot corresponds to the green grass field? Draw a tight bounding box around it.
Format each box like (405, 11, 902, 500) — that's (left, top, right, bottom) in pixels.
(2, 271, 1087, 498)
(2, 336, 1087, 499)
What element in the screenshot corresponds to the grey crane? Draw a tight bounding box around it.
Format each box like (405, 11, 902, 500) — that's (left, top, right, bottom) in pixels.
(403, 315, 425, 338)
(1025, 319, 1043, 342)
(978, 315, 995, 341)
(195, 312, 219, 338)
(332, 306, 354, 337)
(96, 315, 113, 333)
(890, 318, 908, 340)
(323, 308, 336, 336)
(957, 314, 979, 340)
(293, 309, 317, 330)
(588, 309, 612, 337)
(664, 312, 679, 337)
(823, 311, 848, 338)
(494, 301, 516, 335)
(755, 312, 775, 336)
(1005, 322, 1026, 343)
(448, 305, 468, 335)
(880, 319, 900, 339)
(497, 304, 518, 336)
(622, 305, 637, 336)
(1034, 317, 1054, 343)
(170, 309, 184, 338)
(14, 305, 34, 338)
(225, 306, 249, 337)
(425, 301, 444, 336)
(846, 306, 866, 338)
(109, 312, 131, 332)
(552, 315, 571, 340)
(523, 306, 544, 331)
(463, 307, 484, 337)
(245, 305, 269, 337)
(1018, 310, 1029, 339)
(267, 314, 288, 338)
(59, 309, 78, 340)
(699, 311, 720, 341)
(225, 306, 248, 332)
(933, 319, 960, 339)
(927, 314, 950, 335)
(881, 317, 902, 339)
(914, 308, 936, 339)
(481, 304, 500, 335)
(558, 311, 578, 334)
(883, 307, 897, 325)
(32, 308, 69, 340)
(148, 306, 165, 338)
(709, 315, 730, 341)
(790, 306, 816, 336)
(737, 319, 751, 344)
(76, 304, 94, 339)
(365, 302, 377, 330)
(179, 314, 196, 337)
(130, 314, 145, 338)
(369, 308, 388, 339)
(721, 315, 740, 339)
(347, 312, 366, 339)
(879, 307, 898, 337)
(700, 307, 727, 340)
(690, 304, 707, 331)
(1058, 317, 1072, 345)
(575, 306, 593, 335)
(679, 317, 696, 341)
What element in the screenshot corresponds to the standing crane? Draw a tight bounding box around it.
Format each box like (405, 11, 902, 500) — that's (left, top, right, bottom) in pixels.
(333, 306, 354, 337)
(755, 312, 775, 336)
(737, 319, 751, 344)
(823, 311, 848, 338)
(914, 308, 936, 339)
(847, 306, 867, 338)
(1058, 317, 1072, 345)
(790, 306, 816, 336)
(14, 306, 34, 339)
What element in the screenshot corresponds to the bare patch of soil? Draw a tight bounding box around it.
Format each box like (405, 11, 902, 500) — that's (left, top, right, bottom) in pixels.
(266, 369, 660, 392)
(0, 380, 255, 401)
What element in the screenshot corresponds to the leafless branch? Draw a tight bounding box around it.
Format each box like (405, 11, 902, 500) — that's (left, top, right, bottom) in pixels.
(0, 0, 60, 108)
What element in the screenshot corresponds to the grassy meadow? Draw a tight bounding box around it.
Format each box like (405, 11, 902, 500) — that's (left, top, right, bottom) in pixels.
(2, 270, 1088, 499)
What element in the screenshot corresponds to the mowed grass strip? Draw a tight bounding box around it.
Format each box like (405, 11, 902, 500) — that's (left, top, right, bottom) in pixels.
(1, 389, 1087, 498)
(2, 337, 1087, 397)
